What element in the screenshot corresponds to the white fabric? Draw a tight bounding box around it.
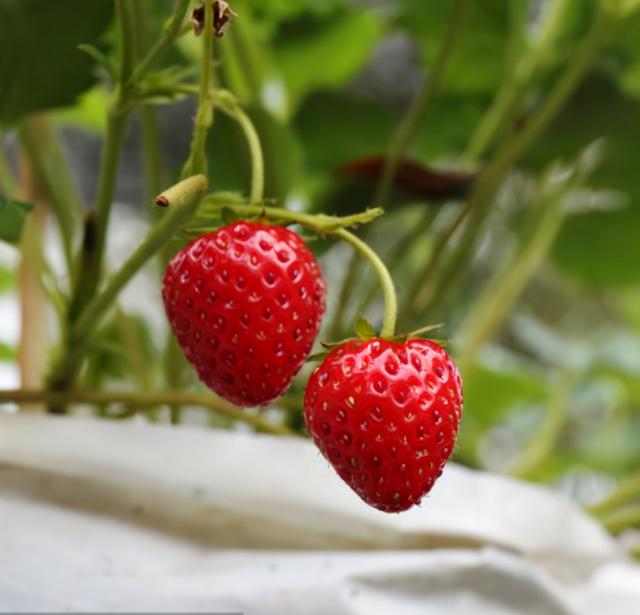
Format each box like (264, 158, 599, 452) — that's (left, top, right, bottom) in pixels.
(0, 413, 638, 613)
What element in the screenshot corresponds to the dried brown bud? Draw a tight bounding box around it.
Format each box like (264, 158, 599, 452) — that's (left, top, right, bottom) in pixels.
(191, 1, 237, 38)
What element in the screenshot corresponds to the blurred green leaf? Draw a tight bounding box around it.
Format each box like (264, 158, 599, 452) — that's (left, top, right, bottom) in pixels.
(463, 362, 548, 430)
(274, 7, 383, 112)
(399, 0, 527, 97)
(0, 197, 33, 245)
(0, 341, 15, 362)
(0, 0, 114, 125)
(295, 90, 394, 171)
(524, 75, 640, 288)
(0, 266, 16, 294)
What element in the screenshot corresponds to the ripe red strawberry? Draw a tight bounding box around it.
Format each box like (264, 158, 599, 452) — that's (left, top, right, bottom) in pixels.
(162, 221, 326, 407)
(304, 338, 462, 512)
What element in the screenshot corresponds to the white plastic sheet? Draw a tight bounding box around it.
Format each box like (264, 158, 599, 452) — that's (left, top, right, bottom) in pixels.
(0, 413, 638, 613)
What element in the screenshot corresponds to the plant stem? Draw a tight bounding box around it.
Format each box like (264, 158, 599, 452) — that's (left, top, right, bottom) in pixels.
(508, 370, 575, 480)
(218, 102, 264, 203)
(373, 0, 469, 208)
(0, 388, 296, 436)
(406, 9, 613, 318)
(127, 0, 191, 87)
(183, 0, 215, 177)
(464, 0, 573, 161)
(116, 0, 137, 85)
(17, 148, 49, 401)
(47, 175, 208, 401)
(69, 113, 128, 319)
(455, 187, 567, 372)
(600, 504, 640, 535)
(201, 199, 383, 233)
(333, 229, 397, 339)
(589, 473, 640, 517)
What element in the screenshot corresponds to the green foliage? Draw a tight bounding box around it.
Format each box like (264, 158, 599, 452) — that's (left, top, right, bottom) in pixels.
(0, 0, 114, 126)
(273, 6, 383, 111)
(0, 197, 32, 245)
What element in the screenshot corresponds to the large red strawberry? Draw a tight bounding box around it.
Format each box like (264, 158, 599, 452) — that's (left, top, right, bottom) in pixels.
(304, 338, 462, 512)
(163, 221, 326, 406)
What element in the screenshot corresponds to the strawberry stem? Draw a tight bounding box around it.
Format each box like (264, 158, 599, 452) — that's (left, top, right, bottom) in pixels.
(333, 229, 397, 339)
(0, 388, 297, 437)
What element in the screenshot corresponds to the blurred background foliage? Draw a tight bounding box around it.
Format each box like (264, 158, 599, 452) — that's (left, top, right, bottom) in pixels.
(1, 0, 640, 533)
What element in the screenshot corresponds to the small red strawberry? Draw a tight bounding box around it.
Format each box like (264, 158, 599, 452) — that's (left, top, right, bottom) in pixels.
(163, 221, 326, 406)
(304, 338, 462, 512)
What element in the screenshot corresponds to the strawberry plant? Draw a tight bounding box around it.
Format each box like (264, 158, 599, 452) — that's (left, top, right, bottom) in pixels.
(0, 0, 640, 531)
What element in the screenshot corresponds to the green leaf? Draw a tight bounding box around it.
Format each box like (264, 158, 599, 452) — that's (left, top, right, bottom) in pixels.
(355, 317, 376, 340)
(0, 341, 15, 362)
(524, 75, 640, 288)
(0, 197, 33, 244)
(0, 0, 114, 125)
(274, 7, 383, 112)
(0, 266, 16, 294)
(294, 90, 394, 172)
(399, 0, 528, 97)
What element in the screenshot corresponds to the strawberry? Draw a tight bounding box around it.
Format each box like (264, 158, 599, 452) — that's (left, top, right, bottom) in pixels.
(304, 338, 462, 512)
(162, 221, 326, 407)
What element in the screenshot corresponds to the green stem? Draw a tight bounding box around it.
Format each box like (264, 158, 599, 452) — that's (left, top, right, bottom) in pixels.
(47, 175, 208, 399)
(183, 0, 215, 177)
(69, 113, 128, 319)
(333, 229, 397, 339)
(406, 9, 613, 318)
(116, 0, 137, 85)
(76, 175, 208, 340)
(589, 473, 640, 517)
(373, 0, 469, 208)
(0, 388, 296, 436)
(455, 188, 567, 372)
(218, 103, 264, 203)
(140, 106, 164, 200)
(600, 504, 640, 535)
(508, 370, 575, 480)
(464, 0, 573, 161)
(127, 0, 191, 88)
(202, 199, 383, 233)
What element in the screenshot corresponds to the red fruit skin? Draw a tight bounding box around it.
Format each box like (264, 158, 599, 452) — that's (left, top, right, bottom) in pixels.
(162, 221, 326, 407)
(304, 338, 462, 513)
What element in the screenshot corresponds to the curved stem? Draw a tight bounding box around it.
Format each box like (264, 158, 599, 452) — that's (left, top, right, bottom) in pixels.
(333, 229, 397, 339)
(217, 103, 264, 203)
(0, 388, 296, 436)
(373, 0, 469, 208)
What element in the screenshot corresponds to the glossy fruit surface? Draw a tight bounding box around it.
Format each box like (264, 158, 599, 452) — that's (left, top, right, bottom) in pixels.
(304, 337, 462, 512)
(163, 221, 326, 406)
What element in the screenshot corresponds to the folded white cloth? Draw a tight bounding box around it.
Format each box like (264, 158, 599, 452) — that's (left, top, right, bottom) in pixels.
(0, 413, 637, 614)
